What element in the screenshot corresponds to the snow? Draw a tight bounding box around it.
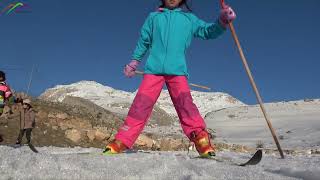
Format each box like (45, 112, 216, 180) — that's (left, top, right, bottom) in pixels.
(10, 82, 319, 180)
(205, 99, 320, 150)
(39, 81, 245, 117)
(1, 146, 319, 180)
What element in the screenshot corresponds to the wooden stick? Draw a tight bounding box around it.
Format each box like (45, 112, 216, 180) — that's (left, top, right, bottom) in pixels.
(134, 70, 144, 76)
(189, 83, 211, 91)
(228, 22, 285, 159)
(135, 70, 211, 91)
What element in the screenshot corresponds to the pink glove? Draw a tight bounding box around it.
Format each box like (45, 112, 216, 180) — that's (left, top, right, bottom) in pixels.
(219, 5, 236, 28)
(124, 60, 140, 78)
(5, 91, 12, 98)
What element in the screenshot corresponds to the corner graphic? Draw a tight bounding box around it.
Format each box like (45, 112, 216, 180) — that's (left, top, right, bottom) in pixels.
(1, 1, 31, 15)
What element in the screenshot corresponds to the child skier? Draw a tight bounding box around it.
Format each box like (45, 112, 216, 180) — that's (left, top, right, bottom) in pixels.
(104, 0, 236, 157)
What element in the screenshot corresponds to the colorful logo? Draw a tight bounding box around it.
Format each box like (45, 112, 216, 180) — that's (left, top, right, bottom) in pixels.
(0, 1, 31, 15)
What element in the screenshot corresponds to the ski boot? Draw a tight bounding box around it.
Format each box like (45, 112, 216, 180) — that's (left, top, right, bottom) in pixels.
(103, 139, 127, 155)
(191, 130, 216, 158)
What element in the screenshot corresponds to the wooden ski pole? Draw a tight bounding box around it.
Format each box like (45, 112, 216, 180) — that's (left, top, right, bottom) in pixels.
(220, 0, 285, 158)
(135, 70, 211, 91)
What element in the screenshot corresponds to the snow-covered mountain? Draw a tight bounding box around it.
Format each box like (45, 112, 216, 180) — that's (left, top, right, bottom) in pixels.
(39, 81, 245, 117)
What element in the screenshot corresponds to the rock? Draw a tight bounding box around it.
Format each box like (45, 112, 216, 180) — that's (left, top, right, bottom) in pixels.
(70, 118, 92, 130)
(57, 118, 92, 131)
(65, 129, 82, 143)
(159, 139, 170, 151)
(95, 129, 109, 141)
(37, 111, 48, 120)
(48, 113, 56, 119)
(1, 106, 11, 118)
(159, 138, 184, 151)
(56, 113, 68, 120)
(78, 120, 92, 129)
(136, 134, 154, 148)
(56, 118, 63, 125)
(58, 120, 73, 130)
(311, 149, 320, 154)
(170, 139, 185, 150)
(58, 121, 71, 131)
(48, 118, 58, 126)
(87, 130, 96, 141)
(304, 99, 314, 102)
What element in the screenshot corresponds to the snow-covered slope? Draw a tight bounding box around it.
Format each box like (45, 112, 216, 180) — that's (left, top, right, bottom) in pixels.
(205, 99, 320, 150)
(39, 81, 245, 117)
(158, 89, 244, 116)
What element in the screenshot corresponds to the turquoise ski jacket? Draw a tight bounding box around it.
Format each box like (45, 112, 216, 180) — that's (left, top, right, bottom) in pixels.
(132, 8, 226, 77)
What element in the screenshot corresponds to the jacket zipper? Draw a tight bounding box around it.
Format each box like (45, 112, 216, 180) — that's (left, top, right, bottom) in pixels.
(162, 11, 172, 73)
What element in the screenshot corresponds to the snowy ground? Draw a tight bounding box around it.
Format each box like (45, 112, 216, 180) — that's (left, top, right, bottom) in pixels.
(0, 146, 319, 180)
(205, 99, 320, 150)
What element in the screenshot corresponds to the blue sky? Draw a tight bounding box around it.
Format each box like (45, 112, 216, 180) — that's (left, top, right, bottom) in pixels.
(0, 0, 319, 104)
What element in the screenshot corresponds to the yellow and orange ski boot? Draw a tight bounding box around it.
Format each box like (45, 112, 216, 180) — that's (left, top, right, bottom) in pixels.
(103, 139, 128, 155)
(191, 130, 216, 158)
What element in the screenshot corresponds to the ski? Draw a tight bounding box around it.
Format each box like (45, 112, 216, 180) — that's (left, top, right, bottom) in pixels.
(195, 150, 262, 166)
(27, 143, 39, 153)
(6, 143, 38, 153)
(9, 144, 24, 149)
(76, 149, 262, 167)
(238, 150, 262, 166)
(75, 149, 152, 156)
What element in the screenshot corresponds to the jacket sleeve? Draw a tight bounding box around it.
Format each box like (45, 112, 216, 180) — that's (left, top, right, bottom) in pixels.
(31, 111, 36, 126)
(192, 15, 226, 40)
(132, 13, 154, 61)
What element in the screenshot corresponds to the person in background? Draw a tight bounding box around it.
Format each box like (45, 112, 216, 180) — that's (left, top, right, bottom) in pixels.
(0, 71, 13, 142)
(0, 71, 13, 116)
(16, 99, 36, 145)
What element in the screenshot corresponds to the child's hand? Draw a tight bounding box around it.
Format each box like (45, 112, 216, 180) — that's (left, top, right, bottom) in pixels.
(124, 60, 140, 78)
(219, 5, 236, 28)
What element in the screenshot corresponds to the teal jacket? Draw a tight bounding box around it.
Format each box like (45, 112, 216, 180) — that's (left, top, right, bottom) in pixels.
(132, 8, 226, 77)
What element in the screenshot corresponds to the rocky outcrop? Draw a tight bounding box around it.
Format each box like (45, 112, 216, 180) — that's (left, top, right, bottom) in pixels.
(86, 130, 96, 141)
(136, 134, 155, 148)
(94, 128, 110, 141)
(65, 129, 82, 143)
(0, 94, 253, 152)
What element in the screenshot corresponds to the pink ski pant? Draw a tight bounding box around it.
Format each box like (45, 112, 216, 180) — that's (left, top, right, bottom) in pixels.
(115, 74, 206, 148)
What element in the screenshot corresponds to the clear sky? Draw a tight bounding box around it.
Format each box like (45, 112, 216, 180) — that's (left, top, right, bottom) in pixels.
(1, 0, 319, 104)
